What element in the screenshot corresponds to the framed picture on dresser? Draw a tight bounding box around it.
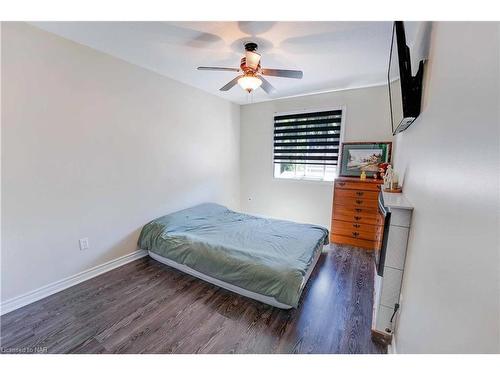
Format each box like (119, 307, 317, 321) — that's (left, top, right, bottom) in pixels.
(339, 142, 392, 178)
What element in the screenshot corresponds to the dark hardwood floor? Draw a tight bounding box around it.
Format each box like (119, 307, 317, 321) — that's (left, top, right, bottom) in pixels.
(0, 244, 386, 354)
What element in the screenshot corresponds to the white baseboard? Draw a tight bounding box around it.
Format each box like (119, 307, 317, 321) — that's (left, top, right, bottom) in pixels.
(0, 249, 148, 316)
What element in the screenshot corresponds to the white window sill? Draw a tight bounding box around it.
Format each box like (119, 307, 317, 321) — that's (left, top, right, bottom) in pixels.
(272, 176, 336, 186)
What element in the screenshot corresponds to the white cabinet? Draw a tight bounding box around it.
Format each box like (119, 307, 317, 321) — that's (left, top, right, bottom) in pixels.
(385, 225, 410, 269)
(372, 191, 413, 343)
(380, 267, 404, 307)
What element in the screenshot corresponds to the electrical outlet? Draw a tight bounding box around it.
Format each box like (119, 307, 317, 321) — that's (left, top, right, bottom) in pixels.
(79, 238, 89, 250)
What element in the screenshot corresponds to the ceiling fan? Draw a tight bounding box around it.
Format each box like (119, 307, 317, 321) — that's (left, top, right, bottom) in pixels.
(197, 42, 303, 94)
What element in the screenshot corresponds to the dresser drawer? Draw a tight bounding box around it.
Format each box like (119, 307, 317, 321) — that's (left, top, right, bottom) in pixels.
(335, 180, 381, 191)
(331, 222, 381, 242)
(330, 233, 378, 250)
(334, 205, 379, 215)
(335, 196, 379, 209)
(331, 219, 381, 235)
(333, 205, 383, 226)
(334, 189, 379, 201)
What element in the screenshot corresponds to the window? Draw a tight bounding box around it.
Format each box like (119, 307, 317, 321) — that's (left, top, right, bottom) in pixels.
(273, 108, 343, 182)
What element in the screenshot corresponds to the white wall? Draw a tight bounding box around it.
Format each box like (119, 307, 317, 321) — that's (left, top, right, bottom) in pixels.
(240, 86, 393, 228)
(1, 22, 240, 303)
(392, 22, 500, 353)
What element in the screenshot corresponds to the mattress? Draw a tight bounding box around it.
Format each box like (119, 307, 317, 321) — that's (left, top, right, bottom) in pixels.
(138, 203, 329, 308)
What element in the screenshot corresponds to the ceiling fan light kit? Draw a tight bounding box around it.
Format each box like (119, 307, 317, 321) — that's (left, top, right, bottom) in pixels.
(238, 75, 262, 93)
(197, 42, 303, 94)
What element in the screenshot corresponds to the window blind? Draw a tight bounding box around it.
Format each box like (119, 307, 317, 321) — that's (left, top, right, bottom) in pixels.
(273, 109, 342, 166)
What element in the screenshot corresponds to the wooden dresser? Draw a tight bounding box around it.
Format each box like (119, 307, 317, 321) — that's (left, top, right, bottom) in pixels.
(331, 177, 384, 250)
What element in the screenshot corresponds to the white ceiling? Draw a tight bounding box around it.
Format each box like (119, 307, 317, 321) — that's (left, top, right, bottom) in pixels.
(30, 21, 409, 105)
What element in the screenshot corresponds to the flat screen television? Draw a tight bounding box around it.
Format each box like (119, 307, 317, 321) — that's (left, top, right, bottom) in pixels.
(388, 21, 424, 135)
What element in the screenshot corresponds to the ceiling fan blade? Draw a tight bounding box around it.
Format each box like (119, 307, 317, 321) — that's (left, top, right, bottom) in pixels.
(220, 76, 242, 91)
(261, 68, 303, 79)
(258, 76, 277, 94)
(245, 51, 261, 70)
(197, 66, 240, 72)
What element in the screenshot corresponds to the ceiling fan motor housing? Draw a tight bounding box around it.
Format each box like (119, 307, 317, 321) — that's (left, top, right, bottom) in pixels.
(240, 57, 260, 73)
(241, 42, 261, 73)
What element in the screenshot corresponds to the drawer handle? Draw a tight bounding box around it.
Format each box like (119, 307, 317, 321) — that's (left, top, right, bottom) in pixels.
(354, 216, 362, 221)
(356, 199, 363, 204)
(352, 232, 359, 237)
(356, 191, 364, 196)
(353, 223, 360, 228)
(337, 182, 346, 187)
(355, 208, 362, 213)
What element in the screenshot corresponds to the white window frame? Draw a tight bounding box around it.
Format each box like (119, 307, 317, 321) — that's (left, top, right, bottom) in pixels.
(272, 105, 346, 184)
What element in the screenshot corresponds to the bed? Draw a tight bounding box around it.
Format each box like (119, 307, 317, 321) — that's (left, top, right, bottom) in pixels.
(138, 203, 329, 308)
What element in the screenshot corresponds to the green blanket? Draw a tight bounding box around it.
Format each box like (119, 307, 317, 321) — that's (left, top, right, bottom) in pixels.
(138, 203, 329, 307)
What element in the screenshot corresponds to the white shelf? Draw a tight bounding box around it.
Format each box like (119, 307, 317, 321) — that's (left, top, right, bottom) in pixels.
(382, 190, 414, 210)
